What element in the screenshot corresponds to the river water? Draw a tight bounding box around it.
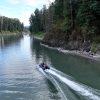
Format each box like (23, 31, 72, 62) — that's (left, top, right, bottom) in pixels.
(0, 35, 100, 100)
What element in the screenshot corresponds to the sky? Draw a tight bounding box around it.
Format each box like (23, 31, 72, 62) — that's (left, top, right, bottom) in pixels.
(0, 0, 54, 26)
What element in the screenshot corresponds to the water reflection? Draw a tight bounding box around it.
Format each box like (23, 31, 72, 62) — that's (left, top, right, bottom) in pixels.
(0, 37, 4, 48)
(31, 38, 50, 64)
(0, 35, 23, 49)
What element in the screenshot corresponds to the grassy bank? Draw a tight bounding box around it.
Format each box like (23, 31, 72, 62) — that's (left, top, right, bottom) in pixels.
(33, 32, 45, 40)
(0, 31, 22, 37)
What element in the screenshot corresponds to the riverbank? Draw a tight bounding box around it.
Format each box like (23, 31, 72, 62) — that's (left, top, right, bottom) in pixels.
(33, 32, 45, 40)
(33, 35, 100, 61)
(0, 32, 22, 37)
(40, 43, 100, 61)
(34, 36, 43, 40)
(0, 32, 23, 38)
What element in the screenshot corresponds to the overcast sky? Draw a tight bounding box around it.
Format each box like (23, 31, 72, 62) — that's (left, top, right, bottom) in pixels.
(0, 0, 54, 26)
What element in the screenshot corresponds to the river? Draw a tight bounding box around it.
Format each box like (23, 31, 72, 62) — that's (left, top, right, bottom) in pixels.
(0, 35, 100, 100)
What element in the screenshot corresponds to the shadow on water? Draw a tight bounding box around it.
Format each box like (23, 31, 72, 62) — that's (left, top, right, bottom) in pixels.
(45, 79, 61, 100)
(46, 79, 58, 93)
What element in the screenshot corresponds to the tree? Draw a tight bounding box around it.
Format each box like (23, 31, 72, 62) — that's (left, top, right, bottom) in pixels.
(29, 0, 100, 45)
(54, 0, 64, 20)
(0, 16, 24, 33)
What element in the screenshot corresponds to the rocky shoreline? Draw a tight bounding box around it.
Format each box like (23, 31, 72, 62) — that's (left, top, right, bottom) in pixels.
(33, 36, 100, 61)
(40, 43, 100, 61)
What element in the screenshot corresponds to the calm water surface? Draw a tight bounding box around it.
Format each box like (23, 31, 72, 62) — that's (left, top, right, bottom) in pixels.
(0, 35, 100, 100)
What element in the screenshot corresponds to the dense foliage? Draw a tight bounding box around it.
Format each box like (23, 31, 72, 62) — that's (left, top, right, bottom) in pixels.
(29, 0, 100, 51)
(0, 16, 24, 33)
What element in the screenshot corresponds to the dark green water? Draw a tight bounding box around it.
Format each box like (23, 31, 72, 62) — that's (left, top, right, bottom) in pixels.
(0, 35, 100, 100)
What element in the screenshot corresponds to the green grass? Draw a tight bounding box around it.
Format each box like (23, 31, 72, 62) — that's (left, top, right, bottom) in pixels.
(33, 32, 45, 40)
(0, 31, 22, 37)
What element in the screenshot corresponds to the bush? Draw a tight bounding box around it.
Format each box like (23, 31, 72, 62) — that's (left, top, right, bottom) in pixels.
(90, 42, 98, 53)
(93, 36, 100, 43)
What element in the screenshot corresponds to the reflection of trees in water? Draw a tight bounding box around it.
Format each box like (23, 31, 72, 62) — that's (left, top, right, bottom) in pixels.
(31, 38, 50, 64)
(31, 38, 42, 63)
(0, 37, 4, 47)
(0, 35, 23, 48)
(30, 38, 62, 66)
(30, 38, 64, 67)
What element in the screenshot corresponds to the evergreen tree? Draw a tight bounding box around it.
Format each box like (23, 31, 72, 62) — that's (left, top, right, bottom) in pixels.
(29, 0, 100, 44)
(0, 16, 24, 33)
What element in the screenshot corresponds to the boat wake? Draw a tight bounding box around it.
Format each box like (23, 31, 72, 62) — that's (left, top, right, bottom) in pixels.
(46, 69, 100, 100)
(37, 65, 68, 100)
(37, 65, 100, 100)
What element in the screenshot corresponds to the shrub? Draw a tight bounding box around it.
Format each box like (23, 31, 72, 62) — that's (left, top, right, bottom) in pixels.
(90, 42, 98, 53)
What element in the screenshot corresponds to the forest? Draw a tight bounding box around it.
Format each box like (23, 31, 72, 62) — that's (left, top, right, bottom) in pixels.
(0, 16, 24, 33)
(29, 0, 100, 52)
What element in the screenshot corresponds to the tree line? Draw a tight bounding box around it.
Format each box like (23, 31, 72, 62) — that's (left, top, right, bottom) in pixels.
(0, 16, 24, 33)
(29, 0, 100, 43)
